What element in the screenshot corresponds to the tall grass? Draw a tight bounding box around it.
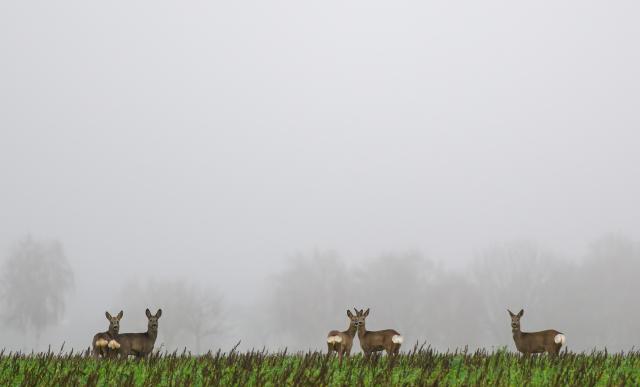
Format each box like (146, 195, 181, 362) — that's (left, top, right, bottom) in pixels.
(1, 345, 639, 386)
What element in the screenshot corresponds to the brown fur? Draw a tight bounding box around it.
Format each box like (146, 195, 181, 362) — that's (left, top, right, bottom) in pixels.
(508, 309, 564, 355)
(354, 308, 402, 358)
(92, 311, 123, 359)
(326, 310, 358, 362)
(115, 308, 162, 359)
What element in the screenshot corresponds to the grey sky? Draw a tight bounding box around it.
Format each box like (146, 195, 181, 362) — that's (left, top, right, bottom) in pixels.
(1, 0, 639, 343)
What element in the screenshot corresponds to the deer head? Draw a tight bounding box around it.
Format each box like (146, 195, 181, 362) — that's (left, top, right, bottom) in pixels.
(145, 308, 162, 332)
(353, 308, 370, 328)
(105, 310, 123, 334)
(346, 309, 359, 327)
(507, 309, 524, 330)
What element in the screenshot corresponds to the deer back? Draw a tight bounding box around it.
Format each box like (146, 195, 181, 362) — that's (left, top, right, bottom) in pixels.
(115, 332, 157, 357)
(514, 329, 563, 354)
(359, 328, 400, 351)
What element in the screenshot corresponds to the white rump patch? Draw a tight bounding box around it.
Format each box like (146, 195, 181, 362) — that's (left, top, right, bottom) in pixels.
(392, 335, 403, 344)
(96, 339, 109, 347)
(554, 334, 566, 345)
(108, 340, 121, 349)
(327, 335, 342, 344)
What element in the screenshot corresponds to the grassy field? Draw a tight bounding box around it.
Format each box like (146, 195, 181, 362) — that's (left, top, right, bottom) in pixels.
(1, 346, 639, 386)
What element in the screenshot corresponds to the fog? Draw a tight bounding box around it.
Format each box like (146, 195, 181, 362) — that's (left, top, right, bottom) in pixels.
(1, 1, 639, 354)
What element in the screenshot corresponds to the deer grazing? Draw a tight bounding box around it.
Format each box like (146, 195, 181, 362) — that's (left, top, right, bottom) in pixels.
(508, 309, 566, 355)
(354, 308, 403, 358)
(92, 311, 123, 359)
(115, 308, 162, 359)
(326, 310, 359, 362)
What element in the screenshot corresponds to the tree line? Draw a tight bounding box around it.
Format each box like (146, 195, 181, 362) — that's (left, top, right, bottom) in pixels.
(1, 234, 638, 353)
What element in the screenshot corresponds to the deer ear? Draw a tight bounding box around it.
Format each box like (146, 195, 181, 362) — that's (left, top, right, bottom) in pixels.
(518, 309, 524, 317)
(156, 309, 162, 318)
(364, 308, 370, 317)
(347, 310, 353, 318)
(117, 310, 123, 320)
(105, 311, 112, 320)
(146, 308, 152, 318)
(507, 309, 514, 317)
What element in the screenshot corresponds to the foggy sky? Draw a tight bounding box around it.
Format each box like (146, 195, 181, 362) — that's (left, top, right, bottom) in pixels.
(1, 1, 639, 352)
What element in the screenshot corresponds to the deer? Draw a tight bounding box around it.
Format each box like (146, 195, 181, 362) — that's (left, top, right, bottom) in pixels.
(326, 310, 359, 362)
(508, 309, 566, 356)
(114, 308, 162, 359)
(92, 311, 123, 359)
(354, 308, 403, 358)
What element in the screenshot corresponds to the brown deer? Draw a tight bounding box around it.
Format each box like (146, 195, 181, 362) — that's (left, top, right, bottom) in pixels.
(326, 310, 359, 362)
(115, 308, 162, 359)
(92, 311, 123, 359)
(508, 309, 566, 355)
(354, 308, 403, 358)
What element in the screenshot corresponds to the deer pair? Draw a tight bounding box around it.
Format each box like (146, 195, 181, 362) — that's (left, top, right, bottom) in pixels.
(327, 308, 403, 361)
(92, 308, 162, 359)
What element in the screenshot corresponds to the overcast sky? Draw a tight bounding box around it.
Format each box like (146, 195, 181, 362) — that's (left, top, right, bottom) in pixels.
(1, 1, 639, 309)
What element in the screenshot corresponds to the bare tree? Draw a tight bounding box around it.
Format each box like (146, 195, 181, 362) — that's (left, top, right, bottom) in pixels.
(267, 250, 350, 350)
(470, 241, 571, 346)
(568, 234, 640, 350)
(0, 236, 74, 348)
(350, 252, 433, 342)
(179, 284, 225, 354)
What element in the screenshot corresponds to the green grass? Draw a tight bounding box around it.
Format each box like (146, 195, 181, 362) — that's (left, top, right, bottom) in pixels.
(1, 346, 639, 386)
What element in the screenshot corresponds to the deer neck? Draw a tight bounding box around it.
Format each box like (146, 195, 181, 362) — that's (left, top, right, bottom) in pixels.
(512, 325, 523, 339)
(108, 326, 119, 337)
(357, 322, 367, 340)
(147, 328, 158, 341)
(344, 322, 357, 338)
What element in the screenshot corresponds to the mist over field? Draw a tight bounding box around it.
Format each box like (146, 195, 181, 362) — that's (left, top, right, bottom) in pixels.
(1, 1, 639, 355)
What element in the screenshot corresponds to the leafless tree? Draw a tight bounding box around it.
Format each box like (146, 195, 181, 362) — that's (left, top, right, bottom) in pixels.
(470, 241, 571, 346)
(267, 250, 350, 350)
(0, 236, 74, 348)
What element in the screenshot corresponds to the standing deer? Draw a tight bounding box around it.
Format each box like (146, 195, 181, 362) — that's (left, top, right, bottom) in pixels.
(115, 308, 162, 359)
(92, 311, 123, 359)
(508, 309, 566, 355)
(354, 308, 403, 358)
(326, 310, 359, 362)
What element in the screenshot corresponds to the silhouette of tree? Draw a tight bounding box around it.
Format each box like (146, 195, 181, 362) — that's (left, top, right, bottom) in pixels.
(0, 236, 74, 348)
(268, 250, 350, 350)
(470, 241, 570, 346)
(571, 234, 640, 350)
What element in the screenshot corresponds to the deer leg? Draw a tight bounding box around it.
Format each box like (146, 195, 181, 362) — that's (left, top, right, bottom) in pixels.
(327, 343, 333, 356)
(118, 349, 129, 360)
(365, 350, 374, 362)
(107, 349, 118, 359)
